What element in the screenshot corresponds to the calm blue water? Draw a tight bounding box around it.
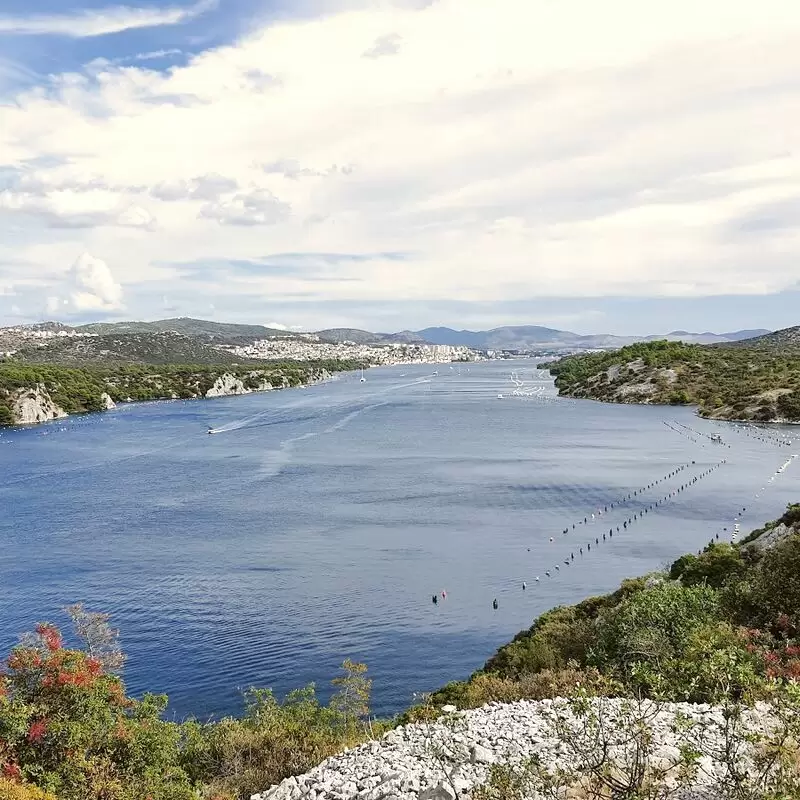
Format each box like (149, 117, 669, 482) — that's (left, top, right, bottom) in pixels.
(0, 361, 797, 719)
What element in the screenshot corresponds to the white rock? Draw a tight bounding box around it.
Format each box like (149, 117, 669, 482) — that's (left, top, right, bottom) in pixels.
(469, 745, 494, 765)
(440, 705, 457, 714)
(100, 392, 116, 410)
(205, 373, 248, 398)
(10, 385, 67, 425)
(249, 698, 781, 800)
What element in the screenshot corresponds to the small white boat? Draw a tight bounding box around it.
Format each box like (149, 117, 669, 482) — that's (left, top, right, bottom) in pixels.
(497, 393, 504, 399)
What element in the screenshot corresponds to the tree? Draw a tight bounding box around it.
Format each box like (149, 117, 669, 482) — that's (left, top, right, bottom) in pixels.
(329, 659, 371, 730)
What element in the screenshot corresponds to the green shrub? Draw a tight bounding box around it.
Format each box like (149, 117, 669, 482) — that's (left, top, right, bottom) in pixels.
(744, 532, 800, 628)
(0, 620, 194, 800)
(183, 661, 379, 800)
(591, 581, 725, 698)
(670, 543, 748, 588)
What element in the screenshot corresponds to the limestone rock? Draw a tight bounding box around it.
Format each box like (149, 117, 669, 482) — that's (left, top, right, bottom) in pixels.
(10, 385, 67, 425)
(100, 392, 116, 410)
(469, 745, 493, 765)
(205, 373, 248, 398)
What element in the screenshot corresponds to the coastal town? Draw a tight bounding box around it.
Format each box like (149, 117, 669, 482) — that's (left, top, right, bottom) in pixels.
(225, 335, 478, 365)
(0, 322, 482, 365)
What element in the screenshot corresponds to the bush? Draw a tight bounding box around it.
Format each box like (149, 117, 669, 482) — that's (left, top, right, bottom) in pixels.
(181, 660, 378, 800)
(670, 543, 748, 588)
(746, 533, 800, 628)
(0, 612, 382, 800)
(592, 582, 727, 698)
(0, 616, 194, 800)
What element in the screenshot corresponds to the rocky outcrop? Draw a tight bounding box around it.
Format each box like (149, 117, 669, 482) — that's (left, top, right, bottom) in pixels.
(10, 385, 68, 425)
(205, 373, 249, 398)
(742, 495, 800, 551)
(251, 698, 779, 800)
(573, 362, 680, 405)
(100, 392, 116, 410)
(204, 369, 331, 399)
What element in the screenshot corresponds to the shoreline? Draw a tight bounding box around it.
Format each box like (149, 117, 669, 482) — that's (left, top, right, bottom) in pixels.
(0, 364, 343, 431)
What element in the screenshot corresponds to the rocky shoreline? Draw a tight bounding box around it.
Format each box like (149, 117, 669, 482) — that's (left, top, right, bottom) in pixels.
(3, 368, 334, 427)
(253, 698, 779, 800)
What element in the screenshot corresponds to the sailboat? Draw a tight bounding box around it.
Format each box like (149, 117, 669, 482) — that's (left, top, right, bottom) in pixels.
(360, 367, 366, 383)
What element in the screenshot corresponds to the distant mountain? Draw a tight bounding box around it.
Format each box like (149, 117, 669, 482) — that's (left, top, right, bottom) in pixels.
(408, 326, 773, 351)
(721, 329, 773, 342)
(4, 317, 776, 356)
(76, 317, 294, 344)
(315, 328, 426, 345)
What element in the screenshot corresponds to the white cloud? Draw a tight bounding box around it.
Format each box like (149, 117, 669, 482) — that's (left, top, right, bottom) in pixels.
(150, 173, 238, 201)
(0, 185, 156, 229)
(46, 253, 124, 314)
(1, 0, 800, 325)
(0, 0, 216, 38)
(198, 189, 290, 226)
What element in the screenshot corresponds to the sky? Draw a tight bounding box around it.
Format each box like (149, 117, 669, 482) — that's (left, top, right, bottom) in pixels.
(0, 0, 799, 335)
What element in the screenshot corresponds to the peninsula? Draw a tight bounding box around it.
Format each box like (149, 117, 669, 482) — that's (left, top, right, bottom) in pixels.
(545, 325, 800, 422)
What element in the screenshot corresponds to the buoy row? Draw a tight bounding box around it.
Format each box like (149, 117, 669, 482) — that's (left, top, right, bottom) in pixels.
(714, 421, 794, 449)
(663, 420, 705, 445)
(550, 462, 697, 543)
(669, 420, 732, 448)
(530, 459, 728, 587)
(712, 453, 799, 545)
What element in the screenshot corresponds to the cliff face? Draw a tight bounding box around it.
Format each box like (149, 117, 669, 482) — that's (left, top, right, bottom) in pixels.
(10, 385, 68, 425)
(204, 370, 328, 398)
(205, 374, 250, 398)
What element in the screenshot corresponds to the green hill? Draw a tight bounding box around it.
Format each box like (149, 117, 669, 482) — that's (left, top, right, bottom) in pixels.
(718, 324, 800, 352)
(545, 333, 800, 422)
(14, 332, 252, 366)
(76, 317, 293, 344)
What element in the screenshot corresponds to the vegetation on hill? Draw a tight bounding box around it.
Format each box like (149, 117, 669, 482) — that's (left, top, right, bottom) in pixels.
(0, 360, 359, 426)
(2, 505, 800, 799)
(12, 332, 253, 367)
(75, 318, 294, 344)
(545, 335, 800, 421)
(720, 325, 800, 352)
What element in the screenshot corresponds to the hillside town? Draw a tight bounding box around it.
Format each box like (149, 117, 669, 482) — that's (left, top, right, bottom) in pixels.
(0, 324, 98, 357)
(227, 335, 479, 365)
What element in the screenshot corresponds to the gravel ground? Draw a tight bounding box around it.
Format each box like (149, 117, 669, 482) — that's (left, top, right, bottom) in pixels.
(252, 697, 781, 800)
